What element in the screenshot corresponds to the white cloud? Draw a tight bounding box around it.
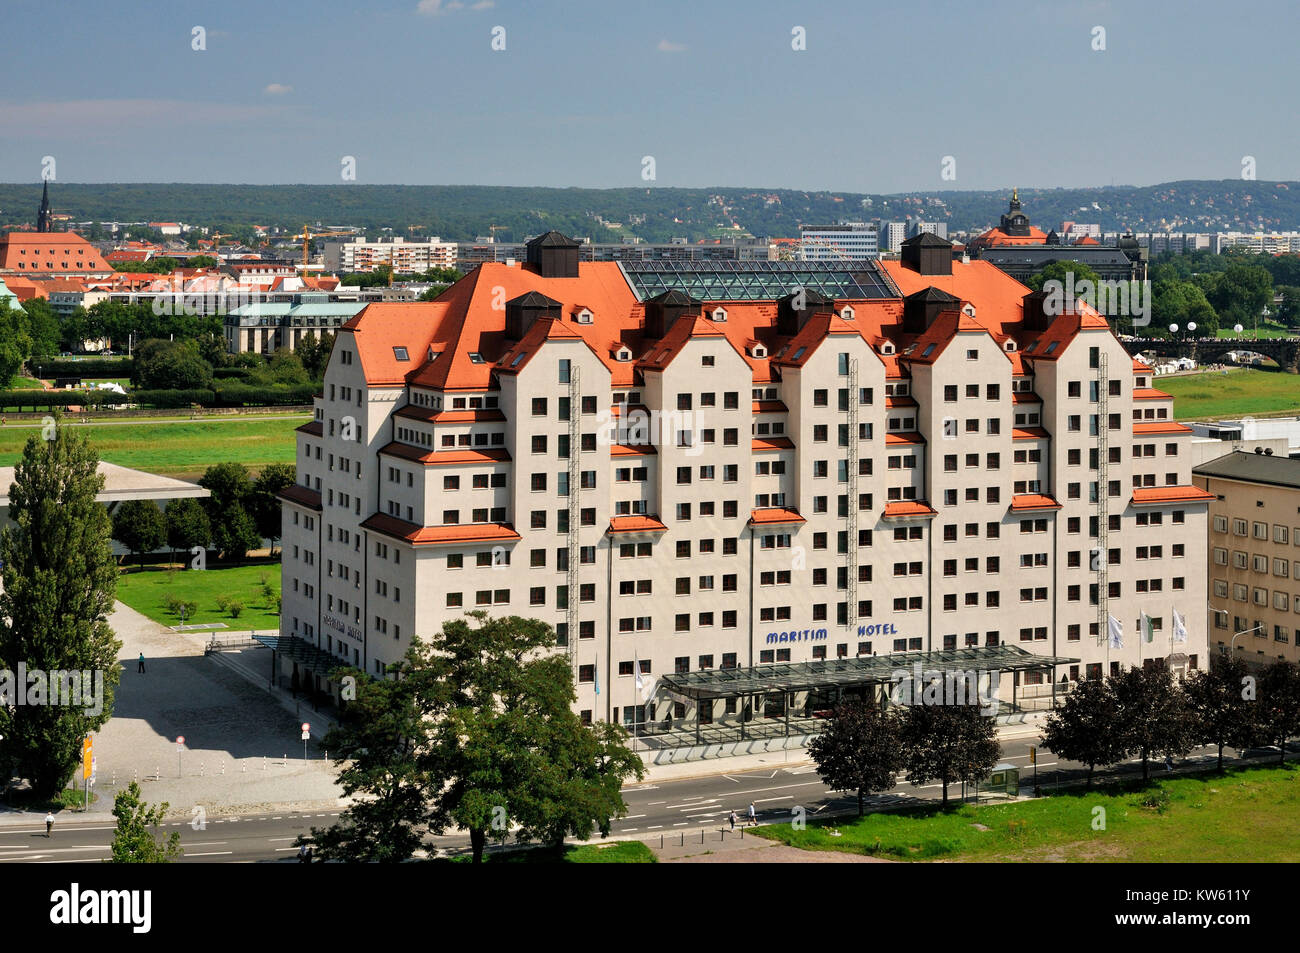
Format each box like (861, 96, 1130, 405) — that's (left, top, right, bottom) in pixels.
(657, 39, 687, 53)
(417, 0, 466, 14)
(263, 83, 293, 96)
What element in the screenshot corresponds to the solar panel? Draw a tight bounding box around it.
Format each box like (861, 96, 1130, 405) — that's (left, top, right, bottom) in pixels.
(619, 260, 897, 302)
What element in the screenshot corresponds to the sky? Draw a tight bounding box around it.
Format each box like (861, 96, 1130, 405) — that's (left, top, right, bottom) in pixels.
(1, 0, 1296, 192)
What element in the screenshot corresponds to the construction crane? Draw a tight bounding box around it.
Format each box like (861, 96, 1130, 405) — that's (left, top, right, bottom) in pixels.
(292, 226, 355, 271)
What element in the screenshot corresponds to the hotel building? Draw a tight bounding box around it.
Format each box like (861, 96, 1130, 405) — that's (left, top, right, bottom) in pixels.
(277, 231, 1210, 742)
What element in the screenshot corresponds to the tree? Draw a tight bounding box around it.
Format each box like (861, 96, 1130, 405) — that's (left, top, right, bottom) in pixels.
(110, 782, 183, 863)
(1110, 665, 1196, 781)
(0, 416, 121, 796)
(418, 284, 450, 301)
(110, 500, 166, 567)
(20, 299, 61, 363)
(198, 463, 260, 562)
(808, 701, 904, 815)
(422, 613, 644, 862)
(164, 497, 210, 564)
(131, 338, 213, 390)
(304, 661, 434, 863)
(296, 331, 335, 379)
(1041, 677, 1127, 785)
(0, 302, 33, 388)
(1256, 660, 1300, 765)
(211, 504, 260, 563)
(1274, 286, 1300, 328)
(1184, 656, 1259, 771)
(900, 702, 1000, 805)
(250, 463, 295, 555)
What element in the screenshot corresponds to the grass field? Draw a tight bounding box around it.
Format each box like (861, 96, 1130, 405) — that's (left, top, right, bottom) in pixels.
(753, 765, 1299, 862)
(115, 561, 282, 631)
(0, 414, 305, 478)
(1214, 320, 1295, 339)
(3, 376, 47, 390)
(1158, 368, 1300, 420)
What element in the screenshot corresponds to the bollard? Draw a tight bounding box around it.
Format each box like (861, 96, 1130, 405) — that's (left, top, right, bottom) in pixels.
(679, 832, 684, 847)
(200, 762, 205, 777)
(700, 830, 704, 844)
(659, 835, 663, 849)
(133, 769, 137, 785)
(155, 765, 159, 781)
(242, 761, 247, 773)
(263, 756, 267, 771)
(221, 762, 226, 775)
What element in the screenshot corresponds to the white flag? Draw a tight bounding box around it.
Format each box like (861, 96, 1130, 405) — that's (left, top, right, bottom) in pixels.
(1140, 611, 1154, 644)
(1108, 614, 1124, 650)
(1173, 608, 1188, 643)
(634, 651, 644, 697)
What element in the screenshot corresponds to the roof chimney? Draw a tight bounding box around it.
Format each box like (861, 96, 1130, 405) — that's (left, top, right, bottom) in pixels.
(525, 230, 581, 278)
(643, 289, 700, 340)
(900, 232, 953, 276)
(505, 291, 562, 340)
(777, 288, 833, 335)
(902, 287, 959, 334)
(1022, 290, 1052, 332)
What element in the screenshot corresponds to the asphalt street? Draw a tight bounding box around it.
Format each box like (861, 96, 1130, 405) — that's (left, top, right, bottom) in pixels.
(0, 734, 1291, 863)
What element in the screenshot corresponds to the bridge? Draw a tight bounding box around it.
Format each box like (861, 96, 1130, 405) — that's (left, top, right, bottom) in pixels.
(1123, 336, 1300, 373)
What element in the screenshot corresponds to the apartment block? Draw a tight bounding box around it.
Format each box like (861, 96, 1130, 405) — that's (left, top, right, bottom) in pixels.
(1194, 451, 1300, 665)
(278, 231, 1210, 739)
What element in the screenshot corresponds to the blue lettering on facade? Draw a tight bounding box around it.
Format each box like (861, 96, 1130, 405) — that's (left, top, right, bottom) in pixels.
(765, 628, 828, 644)
(857, 623, 898, 637)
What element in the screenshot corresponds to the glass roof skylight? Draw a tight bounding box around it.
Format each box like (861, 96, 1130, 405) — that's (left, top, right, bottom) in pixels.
(619, 260, 898, 302)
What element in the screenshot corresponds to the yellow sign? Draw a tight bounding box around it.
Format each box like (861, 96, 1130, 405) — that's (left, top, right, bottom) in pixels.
(1030, 746, 1037, 765)
(81, 736, 93, 780)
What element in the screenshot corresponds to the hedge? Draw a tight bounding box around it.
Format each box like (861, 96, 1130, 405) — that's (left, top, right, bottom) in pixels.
(211, 382, 318, 407)
(0, 383, 317, 410)
(35, 359, 134, 379)
(213, 367, 253, 380)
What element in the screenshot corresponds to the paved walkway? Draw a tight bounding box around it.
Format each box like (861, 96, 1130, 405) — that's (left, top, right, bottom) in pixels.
(1, 602, 344, 822)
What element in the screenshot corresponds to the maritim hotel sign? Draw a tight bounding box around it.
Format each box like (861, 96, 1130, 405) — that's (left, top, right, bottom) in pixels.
(765, 622, 900, 644)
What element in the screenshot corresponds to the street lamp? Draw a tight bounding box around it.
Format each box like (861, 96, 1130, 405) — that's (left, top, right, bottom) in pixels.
(1209, 603, 1264, 654)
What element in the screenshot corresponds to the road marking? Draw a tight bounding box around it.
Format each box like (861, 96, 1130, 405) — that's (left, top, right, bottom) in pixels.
(667, 799, 717, 809)
(621, 814, 647, 820)
(622, 828, 638, 832)
(720, 775, 742, 783)
(646, 825, 663, 830)
(274, 847, 302, 852)
(672, 823, 687, 827)
(644, 800, 665, 805)
(267, 837, 297, 842)
(185, 851, 234, 857)
(754, 796, 792, 804)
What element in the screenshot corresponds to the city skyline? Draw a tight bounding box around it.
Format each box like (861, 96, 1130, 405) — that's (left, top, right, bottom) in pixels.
(2, 0, 1297, 191)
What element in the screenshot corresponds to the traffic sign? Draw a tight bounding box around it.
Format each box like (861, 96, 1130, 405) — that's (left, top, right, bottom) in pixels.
(301, 722, 310, 732)
(301, 730, 310, 741)
(1030, 746, 1036, 764)
(176, 736, 185, 747)
(81, 737, 93, 780)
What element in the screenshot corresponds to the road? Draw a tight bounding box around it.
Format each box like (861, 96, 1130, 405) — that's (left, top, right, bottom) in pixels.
(1, 736, 1290, 862)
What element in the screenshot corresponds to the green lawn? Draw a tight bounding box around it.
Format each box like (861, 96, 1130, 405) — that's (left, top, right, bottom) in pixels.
(453, 841, 656, 863)
(3, 376, 47, 390)
(0, 414, 305, 478)
(753, 765, 1300, 862)
(115, 562, 282, 631)
(1214, 320, 1295, 339)
(1158, 368, 1300, 420)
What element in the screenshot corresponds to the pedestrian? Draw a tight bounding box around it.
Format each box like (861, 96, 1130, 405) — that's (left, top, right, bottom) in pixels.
(748, 802, 756, 826)
(138, 652, 145, 674)
(44, 813, 54, 837)
(1164, 755, 1174, 772)
(729, 810, 736, 831)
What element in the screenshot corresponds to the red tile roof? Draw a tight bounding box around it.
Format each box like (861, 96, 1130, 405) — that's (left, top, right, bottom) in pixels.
(748, 507, 807, 525)
(1010, 493, 1062, 511)
(393, 406, 506, 424)
(610, 443, 657, 457)
(1133, 421, 1193, 435)
(882, 501, 937, 518)
(360, 514, 521, 546)
(1011, 391, 1041, 404)
(278, 484, 322, 510)
(752, 436, 795, 452)
(607, 515, 668, 534)
(295, 420, 323, 437)
(1132, 387, 1173, 400)
(378, 443, 511, 466)
(1131, 486, 1216, 505)
(753, 400, 788, 413)
(1013, 427, 1050, 440)
(885, 431, 926, 445)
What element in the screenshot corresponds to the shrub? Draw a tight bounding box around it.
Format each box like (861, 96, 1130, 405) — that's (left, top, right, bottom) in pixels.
(227, 600, 244, 619)
(215, 594, 231, 612)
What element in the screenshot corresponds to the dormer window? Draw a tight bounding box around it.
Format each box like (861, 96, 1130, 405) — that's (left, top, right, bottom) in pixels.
(711, 307, 728, 322)
(427, 346, 440, 362)
(962, 304, 976, 317)
(392, 347, 409, 361)
(468, 352, 485, 364)
(748, 343, 767, 359)
(840, 305, 855, 321)
(574, 308, 593, 324)
(1005, 340, 1016, 352)
(881, 342, 895, 355)
(613, 347, 632, 362)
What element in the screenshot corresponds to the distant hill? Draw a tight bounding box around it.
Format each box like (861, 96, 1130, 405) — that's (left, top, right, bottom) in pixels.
(2, 180, 1298, 243)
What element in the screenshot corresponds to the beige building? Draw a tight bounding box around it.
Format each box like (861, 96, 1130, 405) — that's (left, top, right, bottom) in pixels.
(323, 237, 459, 274)
(1193, 451, 1300, 665)
(277, 232, 1211, 745)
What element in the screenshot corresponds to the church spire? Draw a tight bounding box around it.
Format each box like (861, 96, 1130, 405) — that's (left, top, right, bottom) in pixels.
(37, 179, 52, 233)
